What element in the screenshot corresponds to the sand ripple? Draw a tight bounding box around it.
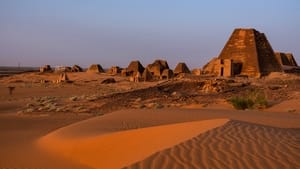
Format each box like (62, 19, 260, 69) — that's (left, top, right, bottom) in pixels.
(125, 120, 300, 169)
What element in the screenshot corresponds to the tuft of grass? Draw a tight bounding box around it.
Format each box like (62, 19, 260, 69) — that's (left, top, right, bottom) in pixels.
(229, 89, 268, 110)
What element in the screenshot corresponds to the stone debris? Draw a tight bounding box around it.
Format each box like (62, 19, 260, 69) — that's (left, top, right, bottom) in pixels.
(86, 95, 99, 102)
(69, 96, 78, 101)
(201, 80, 226, 93)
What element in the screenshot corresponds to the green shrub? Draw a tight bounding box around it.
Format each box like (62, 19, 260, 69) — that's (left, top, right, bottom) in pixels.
(229, 89, 268, 110)
(229, 97, 254, 110)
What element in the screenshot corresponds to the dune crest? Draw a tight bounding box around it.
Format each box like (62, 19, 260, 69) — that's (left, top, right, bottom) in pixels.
(38, 118, 229, 169)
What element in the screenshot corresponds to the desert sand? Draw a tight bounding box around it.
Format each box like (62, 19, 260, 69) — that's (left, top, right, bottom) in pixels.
(38, 108, 300, 169)
(127, 120, 300, 169)
(38, 119, 229, 169)
(0, 71, 300, 169)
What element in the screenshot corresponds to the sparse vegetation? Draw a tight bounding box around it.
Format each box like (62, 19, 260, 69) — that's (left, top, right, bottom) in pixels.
(229, 97, 254, 110)
(229, 89, 268, 110)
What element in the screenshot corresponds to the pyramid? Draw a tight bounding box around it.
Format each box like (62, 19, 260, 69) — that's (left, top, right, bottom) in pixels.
(275, 52, 298, 67)
(87, 64, 104, 73)
(127, 60, 145, 75)
(174, 62, 191, 75)
(275, 52, 300, 73)
(204, 28, 282, 77)
(146, 59, 169, 77)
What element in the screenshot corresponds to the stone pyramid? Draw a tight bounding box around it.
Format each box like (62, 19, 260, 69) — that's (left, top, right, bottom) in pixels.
(204, 28, 282, 77)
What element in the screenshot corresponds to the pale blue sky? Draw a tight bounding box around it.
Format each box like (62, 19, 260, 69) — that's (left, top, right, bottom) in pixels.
(0, 0, 299, 68)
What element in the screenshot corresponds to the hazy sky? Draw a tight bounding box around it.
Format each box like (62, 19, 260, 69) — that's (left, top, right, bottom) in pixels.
(0, 0, 299, 68)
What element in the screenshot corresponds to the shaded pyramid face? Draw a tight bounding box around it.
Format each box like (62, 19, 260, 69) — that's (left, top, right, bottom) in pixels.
(218, 28, 282, 77)
(275, 52, 298, 67)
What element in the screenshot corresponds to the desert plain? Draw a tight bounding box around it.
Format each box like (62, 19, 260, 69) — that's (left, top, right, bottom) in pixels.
(0, 71, 300, 169)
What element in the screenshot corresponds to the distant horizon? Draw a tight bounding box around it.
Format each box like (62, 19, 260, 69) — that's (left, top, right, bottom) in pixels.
(1, 1, 299, 68)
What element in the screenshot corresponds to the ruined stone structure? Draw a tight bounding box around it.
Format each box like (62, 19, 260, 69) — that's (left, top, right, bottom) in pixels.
(40, 65, 52, 73)
(71, 65, 83, 72)
(275, 52, 300, 73)
(130, 71, 142, 82)
(121, 69, 129, 77)
(87, 64, 104, 73)
(55, 72, 70, 83)
(146, 60, 169, 78)
(142, 68, 153, 81)
(54, 66, 72, 73)
(275, 53, 298, 67)
(161, 69, 173, 79)
(127, 61, 145, 76)
(108, 66, 121, 75)
(174, 62, 191, 76)
(192, 68, 202, 76)
(203, 28, 283, 77)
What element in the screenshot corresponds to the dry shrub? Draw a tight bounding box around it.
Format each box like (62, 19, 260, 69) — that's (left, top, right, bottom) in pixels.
(229, 89, 268, 110)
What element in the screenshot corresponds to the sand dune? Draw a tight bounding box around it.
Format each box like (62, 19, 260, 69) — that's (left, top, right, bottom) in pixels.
(2, 107, 300, 169)
(38, 119, 228, 169)
(39, 107, 300, 140)
(36, 107, 300, 168)
(0, 113, 91, 169)
(126, 120, 300, 169)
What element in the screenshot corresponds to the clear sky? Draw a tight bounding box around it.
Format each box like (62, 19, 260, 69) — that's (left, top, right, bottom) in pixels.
(0, 0, 299, 69)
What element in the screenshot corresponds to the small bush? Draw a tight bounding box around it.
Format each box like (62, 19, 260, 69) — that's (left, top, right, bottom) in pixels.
(229, 97, 254, 110)
(229, 89, 268, 110)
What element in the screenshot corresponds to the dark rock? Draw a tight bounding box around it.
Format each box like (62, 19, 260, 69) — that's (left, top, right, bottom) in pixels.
(101, 78, 116, 84)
